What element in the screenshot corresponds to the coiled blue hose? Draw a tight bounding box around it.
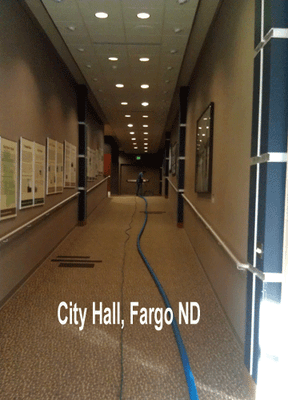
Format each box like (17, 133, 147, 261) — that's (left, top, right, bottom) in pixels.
(137, 196, 199, 400)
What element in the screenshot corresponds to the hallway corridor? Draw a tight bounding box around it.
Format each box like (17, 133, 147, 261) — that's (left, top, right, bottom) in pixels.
(0, 196, 255, 400)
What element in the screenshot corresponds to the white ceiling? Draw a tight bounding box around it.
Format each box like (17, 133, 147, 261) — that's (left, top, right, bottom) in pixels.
(24, 0, 220, 154)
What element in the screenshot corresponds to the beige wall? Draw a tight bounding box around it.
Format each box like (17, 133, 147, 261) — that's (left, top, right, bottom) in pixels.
(0, 1, 105, 305)
(169, 0, 255, 344)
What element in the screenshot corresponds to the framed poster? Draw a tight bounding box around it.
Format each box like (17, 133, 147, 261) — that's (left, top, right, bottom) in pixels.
(47, 138, 56, 194)
(46, 138, 63, 195)
(0, 137, 17, 220)
(56, 141, 63, 193)
(64, 141, 77, 188)
(20, 138, 34, 209)
(195, 102, 214, 194)
(34, 143, 45, 205)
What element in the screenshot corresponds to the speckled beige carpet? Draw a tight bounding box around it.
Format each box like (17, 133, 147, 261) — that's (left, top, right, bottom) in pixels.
(0, 196, 255, 399)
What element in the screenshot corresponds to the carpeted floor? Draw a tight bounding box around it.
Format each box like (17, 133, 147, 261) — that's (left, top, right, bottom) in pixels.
(0, 196, 256, 399)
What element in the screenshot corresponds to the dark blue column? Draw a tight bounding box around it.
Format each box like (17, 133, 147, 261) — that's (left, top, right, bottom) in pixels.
(164, 133, 170, 199)
(245, 0, 288, 385)
(177, 87, 189, 228)
(77, 85, 88, 225)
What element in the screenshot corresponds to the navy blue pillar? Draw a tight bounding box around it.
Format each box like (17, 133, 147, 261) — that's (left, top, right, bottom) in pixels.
(177, 87, 189, 228)
(77, 85, 88, 225)
(245, 0, 288, 387)
(164, 133, 170, 199)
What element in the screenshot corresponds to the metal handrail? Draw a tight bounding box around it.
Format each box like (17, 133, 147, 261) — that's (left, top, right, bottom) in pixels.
(87, 176, 110, 193)
(166, 177, 179, 193)
(181, 193, 254, 274)
(0, 192, 79, 245)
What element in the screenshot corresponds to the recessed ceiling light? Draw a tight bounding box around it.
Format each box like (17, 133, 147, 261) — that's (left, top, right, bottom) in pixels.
(78, 48, 85, 52)
(128, 124, 133, 127)
(143, 132, 148, 135)
(67, 26, 76, 31)
(141, 84, 149, 89)
(145, 150, 148, 153)
(137, 12, 150, 19)
(143, 125, 148, 127)
(134, 147, 138, 149)
(167, 66, 173, 70)
(170, 49, 178, 54)
(86, 64, 92, 68)
(143, 115, 148, 118)
(125, 115, 131, 117)
(121, 102, 128, 105)
(144, 138, 148, 141)
(116, 84, 124, 88)
(132, 138, 136, 141)
(109, 57, 118, 61)
(95, 12, 108, 19)
(174, 28, 183, 33)
(142, 102, 149, 107)
(130, 132, 135, 135)
(139, 57, 150, 62)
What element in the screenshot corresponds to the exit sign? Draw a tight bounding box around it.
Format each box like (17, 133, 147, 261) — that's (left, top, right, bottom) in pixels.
(136, 156, 141, 160)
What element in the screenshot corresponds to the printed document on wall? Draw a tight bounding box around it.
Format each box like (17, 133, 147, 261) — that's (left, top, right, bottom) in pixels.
(20, 138, 34, 209)
(0, 137, 17, 220)
(56, 141, 63, 193)
(47, 138, 56, 194)
(34, 143, 45, 205)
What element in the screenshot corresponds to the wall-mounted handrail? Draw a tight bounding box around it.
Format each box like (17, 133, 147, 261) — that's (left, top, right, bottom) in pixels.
(166, 177, 179, 193)
(87, 175, 110, 193)
(181, 194, 259, 275)
(0, 192, 80, 245)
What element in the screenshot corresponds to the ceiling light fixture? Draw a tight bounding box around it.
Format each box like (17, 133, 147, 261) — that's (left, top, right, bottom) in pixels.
(116, 84, 124, 88)
(167, 66, 173, 70)
(141, 84, 149, 89)
(128, 124, 133, 127)
(170, 49, 178, 54)
(109, 57, 118, 61)
(139, 57, 150, 62)
(178, 0, 189, 4)
(78, 48, 85, 52)
(130, 132, 135, 135)
(143, 125, 148, 127)
(145, 150, 148, 153)
(93, 78, 98, 81)
(121, 102, 128, 105)
(125, 115, 131, 117)
(95, 12, 108, 19)
(142, 102, 149, 107)
(67, 26, 76, 31)
(132, 138, 136, 141)
(143, 132, 148, 135)
(143, 115, 148, 118)
(86, 64, 92, 68)
(174, 27, 183, 33)
(137, 12, 150, 19)
(144, 138, 148, 141)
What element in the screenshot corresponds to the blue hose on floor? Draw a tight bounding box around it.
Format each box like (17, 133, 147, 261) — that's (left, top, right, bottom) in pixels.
(137, 196, 199, 400)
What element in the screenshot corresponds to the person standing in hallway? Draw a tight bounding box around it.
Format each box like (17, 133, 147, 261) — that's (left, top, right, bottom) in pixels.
(136, 171, 144, 196)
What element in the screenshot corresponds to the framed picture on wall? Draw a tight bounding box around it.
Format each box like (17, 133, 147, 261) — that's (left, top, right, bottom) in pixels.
(195, 102, 214, 194)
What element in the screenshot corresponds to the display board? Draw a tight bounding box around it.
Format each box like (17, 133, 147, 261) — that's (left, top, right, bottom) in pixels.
(20, 138, 34, 208)
(46, 138, 63, 195)
(34, 143, 45, 205)
(64, 141, 77, 188)
(56, 141, 63, 193)
(0, 137, 17, 220)
(20, 138, 45, 209)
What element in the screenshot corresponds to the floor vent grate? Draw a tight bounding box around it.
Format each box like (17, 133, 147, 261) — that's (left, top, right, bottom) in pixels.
(51, 255, 102, 268)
